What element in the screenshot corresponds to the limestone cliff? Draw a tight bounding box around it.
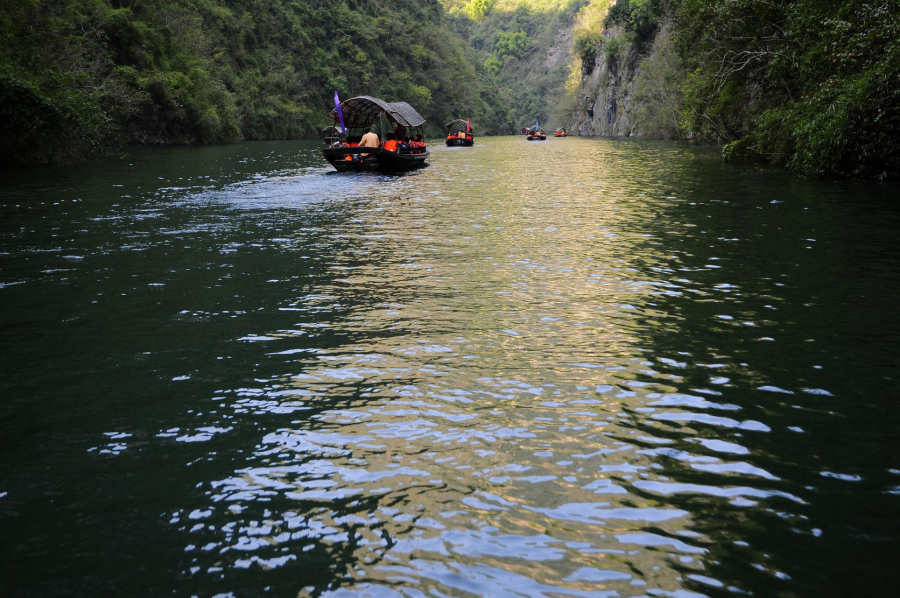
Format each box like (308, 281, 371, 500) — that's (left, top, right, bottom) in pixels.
(569, 22, 682, 139)
(571, 26, 637, 136)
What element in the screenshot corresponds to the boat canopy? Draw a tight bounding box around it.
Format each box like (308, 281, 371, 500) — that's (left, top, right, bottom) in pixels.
(327, 95, 427, 128)
(446, 119, 473, 133)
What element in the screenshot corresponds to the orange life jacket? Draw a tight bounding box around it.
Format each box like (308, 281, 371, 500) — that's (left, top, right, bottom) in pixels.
(384, 139, 398, 151)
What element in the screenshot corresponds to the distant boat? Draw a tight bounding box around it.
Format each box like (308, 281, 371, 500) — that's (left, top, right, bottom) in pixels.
(523, 125, 546, 141)
(322, 95, 429, 172)
(446, 119, 474, 146)
(554, 128, 568, 137)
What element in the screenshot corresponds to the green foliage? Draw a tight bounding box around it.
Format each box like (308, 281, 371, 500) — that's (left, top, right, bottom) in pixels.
(674, 0, 900, 178)
(602, 33, 624, 64)
(465, 0, 495, 22)
(495, 31, 528, 60)
(603, 0, 662, 41)
(446, 0, 588, 130)
(484, 55, 502, 75)
(0, 0, 514, 165)
(6, 0, 893, 178)
(573, 30, 604, 61)
(408, 85, 433, 110)
(632, 24, 684, 138)
(0, 70, 114, 165)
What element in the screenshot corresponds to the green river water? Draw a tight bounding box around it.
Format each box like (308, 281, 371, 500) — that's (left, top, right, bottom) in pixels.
(1, 137, 899, 597)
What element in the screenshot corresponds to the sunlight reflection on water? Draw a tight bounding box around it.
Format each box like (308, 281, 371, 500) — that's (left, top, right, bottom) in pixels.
(2, 137, 899, 597)
(158, 139, 812, 595)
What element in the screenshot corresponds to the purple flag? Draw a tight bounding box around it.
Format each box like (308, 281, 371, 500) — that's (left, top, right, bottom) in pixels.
(334, 90, 346, 136)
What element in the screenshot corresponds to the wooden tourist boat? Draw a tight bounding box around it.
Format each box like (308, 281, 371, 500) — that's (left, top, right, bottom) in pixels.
(523, 125, 547, 141)
(554, 128, 568, 137)
(322, 95, 429, 172)
(446, 119, 474, 146)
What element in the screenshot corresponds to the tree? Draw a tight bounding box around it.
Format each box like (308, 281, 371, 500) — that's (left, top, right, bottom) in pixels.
(465, 0, 494, 23)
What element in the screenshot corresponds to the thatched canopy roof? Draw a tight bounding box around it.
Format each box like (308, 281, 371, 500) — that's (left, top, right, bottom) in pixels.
(446, 119, 473, 133)
(327, 96, 426, 128)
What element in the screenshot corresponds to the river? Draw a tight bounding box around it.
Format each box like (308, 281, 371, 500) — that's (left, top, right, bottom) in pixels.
(1, 137, 899, 597)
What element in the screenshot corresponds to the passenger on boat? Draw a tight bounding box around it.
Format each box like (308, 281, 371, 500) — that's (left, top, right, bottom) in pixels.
(383, 133, 399, 152)
(393, 123, 406, 141)
(359, 128, 380, 147)
(341, 136, 363, 161)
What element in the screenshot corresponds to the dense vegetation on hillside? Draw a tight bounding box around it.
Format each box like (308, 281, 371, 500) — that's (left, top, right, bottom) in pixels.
(0, 0, 514, 165)
(2, 0, 896, 178)
(569, 0, 900, 179)
(441, 0, 586, 130)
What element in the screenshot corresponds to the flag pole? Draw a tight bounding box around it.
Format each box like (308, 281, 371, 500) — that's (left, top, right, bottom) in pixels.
(334, 90, 347, 138)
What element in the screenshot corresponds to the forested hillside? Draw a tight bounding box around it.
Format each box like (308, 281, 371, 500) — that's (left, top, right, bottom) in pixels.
(2, 0, 897, 177)
(567, 0, 900, 179)
(441, 0, 584, 130)
(0, 0, 514, 165)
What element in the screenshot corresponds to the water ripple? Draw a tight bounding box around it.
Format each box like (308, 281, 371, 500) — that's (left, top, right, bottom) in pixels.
(3, 138, 899, 596)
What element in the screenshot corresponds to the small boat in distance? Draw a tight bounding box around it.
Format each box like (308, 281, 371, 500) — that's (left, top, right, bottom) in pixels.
(322, 95, 428, 172)
(523, 124, 547, 141)
(446, 119, 474, 146)
(554, 128, 568, 137)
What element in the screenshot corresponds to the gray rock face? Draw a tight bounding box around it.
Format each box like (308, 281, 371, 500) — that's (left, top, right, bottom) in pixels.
(569, 26, 649, 137)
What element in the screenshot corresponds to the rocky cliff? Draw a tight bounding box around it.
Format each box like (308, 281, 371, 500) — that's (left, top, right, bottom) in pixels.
(571, 26, 637, 136)
(569, 22, 682, 139)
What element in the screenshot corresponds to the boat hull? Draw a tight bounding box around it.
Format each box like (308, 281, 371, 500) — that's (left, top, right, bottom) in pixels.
(446, 138, 474, 147)
(322, 146, 429, 172)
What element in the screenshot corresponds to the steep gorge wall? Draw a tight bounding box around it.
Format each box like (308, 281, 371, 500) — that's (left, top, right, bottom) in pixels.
(565, 0, 900, 178)
(569, 26, 640, 136)
(444, 0, 586, 130)
(568, 21, 682, 139)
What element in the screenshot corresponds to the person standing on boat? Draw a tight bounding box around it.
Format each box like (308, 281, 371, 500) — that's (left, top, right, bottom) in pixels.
(359, 127, 380, 147)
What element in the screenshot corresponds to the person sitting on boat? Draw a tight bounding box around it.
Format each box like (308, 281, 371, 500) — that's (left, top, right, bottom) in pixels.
(383, 133, 399, 152)
(407, 134, 423, 153)
(359, 128, 380, 148)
